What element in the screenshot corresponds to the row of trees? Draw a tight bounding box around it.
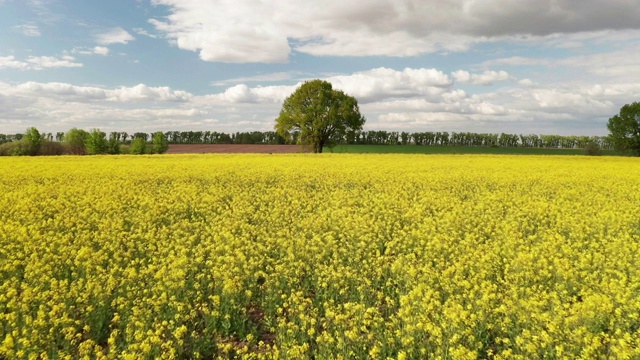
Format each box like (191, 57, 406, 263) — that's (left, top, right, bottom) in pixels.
(0, 129, 613, 151)
(0, 127, 169, 156)
(345, 131, 611, 149)
(0, 130, 287, 146)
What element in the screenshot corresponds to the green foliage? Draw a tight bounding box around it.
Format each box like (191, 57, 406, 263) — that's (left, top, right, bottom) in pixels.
(23, 127, 42, 155)
(37, 141, 67, 156)
(607, 101, 640, 156)
(85, 129, 108, 155)
(64, 128, 89, 155)
(583, 142, 601, 156)
(0, 141, 30, 156)
(129, 137, 148, 155)
(0, 128, 44, 156)
(0, 142, 11, 156)
(275, 79, 365, 153)
(107, 132, 121, 154)
(151, 131, 169, 154)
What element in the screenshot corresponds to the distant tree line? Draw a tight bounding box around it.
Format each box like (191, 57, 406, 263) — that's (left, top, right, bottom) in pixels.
(343, 130, 612, 149)
(163, 131, 287, 145)
(0, 128, 612, 156)
(0, 127, 168, 156)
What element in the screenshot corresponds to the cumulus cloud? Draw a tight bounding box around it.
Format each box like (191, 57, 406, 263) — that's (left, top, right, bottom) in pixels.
(452, 70, 511, 85)
(96, 27, 135, 45)
(148, 0, 640, 63)
(328, 67, 452, 102)
(148, 3, 290, 63)
(0, 81, 205, 133)
(207, 67, 453, 104)
(205, 84, 297, 104)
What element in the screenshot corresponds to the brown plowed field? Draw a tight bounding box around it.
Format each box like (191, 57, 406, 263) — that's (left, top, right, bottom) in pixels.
(166, 144, 311, 154)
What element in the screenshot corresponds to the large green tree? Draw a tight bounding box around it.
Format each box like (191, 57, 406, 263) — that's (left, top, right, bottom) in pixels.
(129, 137, 148, 155)
(607, 102, 640, 155)
(23, 127, 42, 155)
(85, 129, 108, 155)
(151, 131, 169, 154)
(64, 128, 88, 155)
(275, 80, 365, 153)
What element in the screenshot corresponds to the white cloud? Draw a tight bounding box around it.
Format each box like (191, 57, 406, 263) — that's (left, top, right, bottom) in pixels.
(327, 67, 453, 102)
(25, 55, 83, 70)
(207, 67, 453, 104)
(148, 0, 640, 63)
(93, 46, 109, 56)
(205, 84, 297, 104)
(0, 55, 82, 70)
(452, 70, 511, 85)
(0, 56, 30, 70)
(107, 84, 192, 102)
(0, 81, 205, 133)
(14, 82, 107, 101)
(148, 11, 290, 63)
(72, 46, 110, 56)
(6, 82, 192, 103)
(13, 24, 41, 37)
(96, 27, 135, 45)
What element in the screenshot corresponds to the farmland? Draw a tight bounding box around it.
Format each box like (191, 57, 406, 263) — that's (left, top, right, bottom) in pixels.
(1, 154, 640, 359)
(325, 144, 618, 156)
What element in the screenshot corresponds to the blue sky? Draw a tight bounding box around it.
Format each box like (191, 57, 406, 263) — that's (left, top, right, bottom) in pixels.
(1, 0, 640, 136)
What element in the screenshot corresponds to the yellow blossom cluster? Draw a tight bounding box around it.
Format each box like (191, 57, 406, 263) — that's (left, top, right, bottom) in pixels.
(1, 154, 639, 359)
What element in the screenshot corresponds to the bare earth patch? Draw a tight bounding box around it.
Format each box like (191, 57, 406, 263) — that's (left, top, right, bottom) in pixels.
(166, 144, 310, 154)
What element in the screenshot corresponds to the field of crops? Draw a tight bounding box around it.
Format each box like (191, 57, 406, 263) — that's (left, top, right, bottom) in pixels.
(1, 154, 639, 359)
(326, 144, 617, 156)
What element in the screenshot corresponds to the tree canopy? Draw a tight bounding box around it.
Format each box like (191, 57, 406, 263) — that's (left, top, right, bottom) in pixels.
(23, 127, 42, 156)
(64, 128, 88, 155)
(85, 129, 108, 155)
(607, 102, 640, 156)
(275, 80, 365, 153)
(151, 131, 169, 154)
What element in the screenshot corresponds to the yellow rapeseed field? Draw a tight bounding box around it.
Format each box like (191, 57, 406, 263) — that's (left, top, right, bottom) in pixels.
(1, 154, 639, 359)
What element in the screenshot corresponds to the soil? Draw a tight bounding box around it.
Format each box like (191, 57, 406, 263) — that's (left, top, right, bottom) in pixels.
(166, 144, 311, 154)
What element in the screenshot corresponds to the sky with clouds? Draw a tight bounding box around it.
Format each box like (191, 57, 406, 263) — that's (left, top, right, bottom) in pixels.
(1, 0, 640, 136)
